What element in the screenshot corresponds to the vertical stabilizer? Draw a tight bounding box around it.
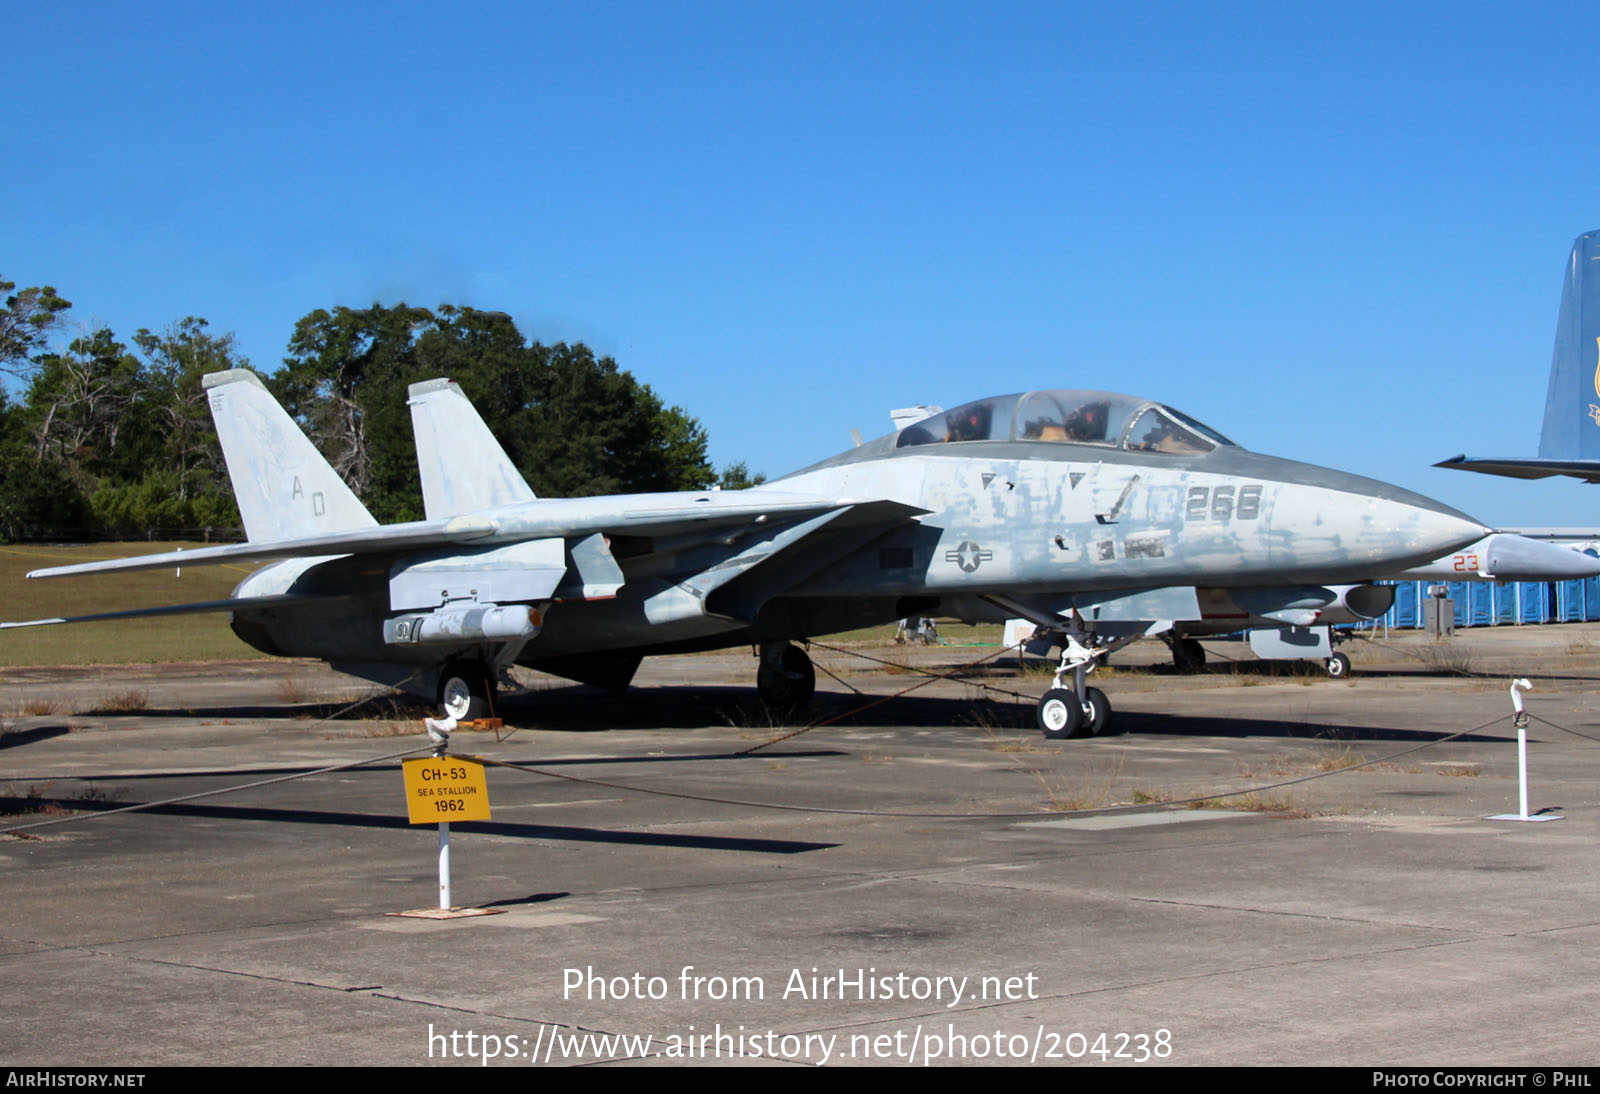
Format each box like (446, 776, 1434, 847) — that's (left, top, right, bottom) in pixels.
(407, 378, 536, 519)
(202, 370, 377, 542)
(1538, 230, 1600, 460)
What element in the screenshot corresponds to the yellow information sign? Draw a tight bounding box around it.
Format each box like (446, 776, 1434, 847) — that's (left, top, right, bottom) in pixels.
(402, 757, 491, 824)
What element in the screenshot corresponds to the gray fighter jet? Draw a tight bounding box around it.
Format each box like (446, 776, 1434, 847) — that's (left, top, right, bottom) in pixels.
(11, 372, 1486, 738)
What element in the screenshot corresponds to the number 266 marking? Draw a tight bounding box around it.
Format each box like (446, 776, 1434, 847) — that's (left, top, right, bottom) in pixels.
(1186, 484, 1261, 522)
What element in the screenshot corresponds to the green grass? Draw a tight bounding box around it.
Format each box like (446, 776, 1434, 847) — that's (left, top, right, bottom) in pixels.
(0, 542, 266, 667)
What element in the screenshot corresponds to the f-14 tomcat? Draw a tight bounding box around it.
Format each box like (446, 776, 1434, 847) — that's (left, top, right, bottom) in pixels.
(12, 372, 1487, 738)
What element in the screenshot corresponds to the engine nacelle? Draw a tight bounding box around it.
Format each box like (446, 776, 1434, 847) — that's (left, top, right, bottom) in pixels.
(383, 603, 543, 645)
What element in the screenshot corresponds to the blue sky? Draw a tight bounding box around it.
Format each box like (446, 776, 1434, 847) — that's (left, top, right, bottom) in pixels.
(8, 1, 1600, 524)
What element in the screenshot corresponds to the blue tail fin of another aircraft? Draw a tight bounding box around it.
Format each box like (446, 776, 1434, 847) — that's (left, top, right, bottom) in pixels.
(1538, 230, 1600, 461)
(1437, 230, 1600, 482)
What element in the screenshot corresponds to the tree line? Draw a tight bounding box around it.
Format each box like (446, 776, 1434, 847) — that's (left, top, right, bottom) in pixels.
(0, 280, 762, 541)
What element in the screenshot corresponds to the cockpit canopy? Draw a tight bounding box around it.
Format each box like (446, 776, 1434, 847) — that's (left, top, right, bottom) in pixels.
(895, 390, 1236, 454)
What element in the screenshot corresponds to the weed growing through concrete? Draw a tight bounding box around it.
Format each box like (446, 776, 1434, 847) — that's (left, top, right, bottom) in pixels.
(5, 781, 121, 819)
(93, 689, 149, 713)
(1415, 643, 1476, 676)
(274, 675, 311, 706)
(1191, 792, 1309, 817)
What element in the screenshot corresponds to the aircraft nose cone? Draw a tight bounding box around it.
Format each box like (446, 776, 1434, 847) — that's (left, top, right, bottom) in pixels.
(1269, 485, 1488, 576)
(1404, 505, 1494, 562)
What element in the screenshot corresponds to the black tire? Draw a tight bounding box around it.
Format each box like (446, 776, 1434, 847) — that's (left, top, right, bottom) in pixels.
(438, 662, 493, 721)
(757, 644, 815, 709)
(1082, 686, 1113, 736)
(1037, 688, 1086, 739)
(1326, 652, 1352, 679)
(1173, 638, 1207, 673)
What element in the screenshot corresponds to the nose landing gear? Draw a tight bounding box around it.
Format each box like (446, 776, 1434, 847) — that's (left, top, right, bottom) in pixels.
(1033, 631, 1114, 739)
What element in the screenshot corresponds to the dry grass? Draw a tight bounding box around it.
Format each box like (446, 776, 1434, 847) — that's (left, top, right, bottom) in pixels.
(1414, 643, 1476, 675)
(1036, 754, 1126, 812)
(968, 702, 1047, 752)
(1235, 742, 1415, 781)
(93, 689, 149, 713)
(1437, 764, 1482, 777)
(985, 736, 1047, 754)
(1310, 743, 1370, 772)
(274, 675, 311, 705)
(718, 700, 798, 733)
(5, 781, 122, 819)
(17, 699, 57, 717)
(1042, 786, 1111, 812)
(1235, 753, 1301, 779)
(1191, 792, 1309, 818)
(825, 620, 1007, 646)
(971, 715, 1046, 754)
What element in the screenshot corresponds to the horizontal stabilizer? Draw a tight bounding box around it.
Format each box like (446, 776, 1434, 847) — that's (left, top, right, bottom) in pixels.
(1, 593, 329, 630)
(26, 517, 496, 579)
(1433, 454, 1600, 483)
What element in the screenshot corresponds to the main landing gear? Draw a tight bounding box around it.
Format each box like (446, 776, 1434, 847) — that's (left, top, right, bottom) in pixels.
(1169, 636, 1207, 673)
(437, 659, 495, 721)
(1033, 630, 1115, 739)
(757, 641, 815, 711)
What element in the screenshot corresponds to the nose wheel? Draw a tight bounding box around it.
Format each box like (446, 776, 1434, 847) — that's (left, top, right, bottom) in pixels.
(1034, 631, 1114, 739)
(1036, 685, 1112, 739)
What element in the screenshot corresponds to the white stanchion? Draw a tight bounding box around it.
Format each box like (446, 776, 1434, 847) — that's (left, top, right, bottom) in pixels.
(1490, 678, 1562, 823)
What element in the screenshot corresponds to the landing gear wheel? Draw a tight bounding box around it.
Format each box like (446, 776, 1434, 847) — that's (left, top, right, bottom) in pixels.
(438, 662, 493, 721)
(1037, 688, 1088, 739)
(1082, 686, 1113, 736)
(1172, 638, 1206, 673)
(1326, 652, 1352, 679)
(757, 643, 815, 710)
